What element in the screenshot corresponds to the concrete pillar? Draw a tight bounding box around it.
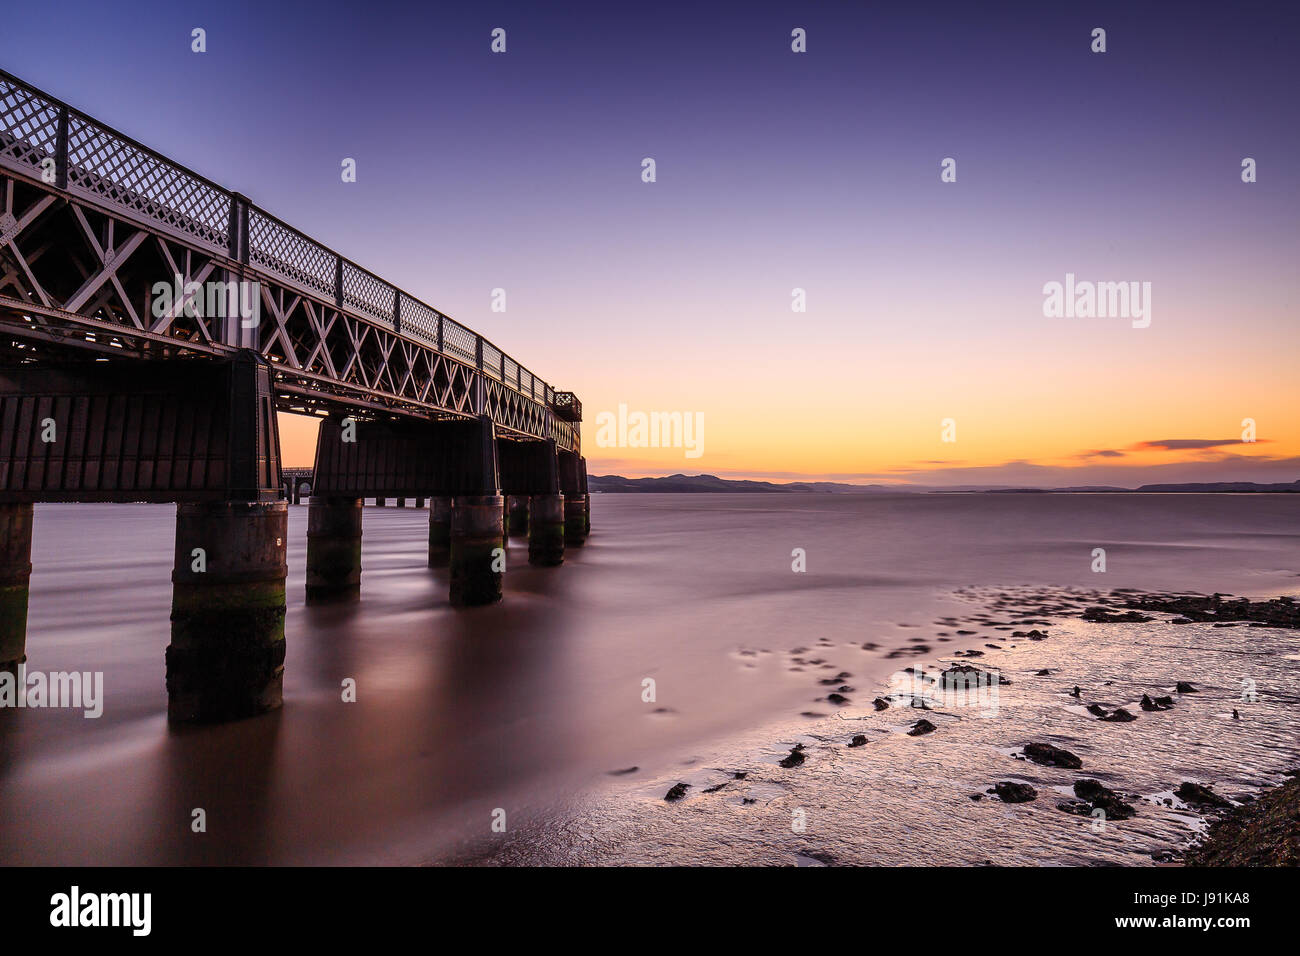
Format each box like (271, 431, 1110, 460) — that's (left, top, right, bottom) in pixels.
(0, 503, 34, 677)
(450, 495, 504, 606)
(427, 495, 453, 567)
(167, 501, 287, 723)
(564, 494, 588, 547)
(305, 496, 362, 603)
(396, 497, 406, 508)
(529, 494, 565, 566)
(375, 497, 386, 507)
(584, 494, 591, 536)
(415, 497, 426, 508)
(507, 495, 530, 537)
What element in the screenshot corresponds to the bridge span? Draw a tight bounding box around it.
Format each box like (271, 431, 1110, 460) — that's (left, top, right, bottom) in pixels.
(0, 70, 589, 722)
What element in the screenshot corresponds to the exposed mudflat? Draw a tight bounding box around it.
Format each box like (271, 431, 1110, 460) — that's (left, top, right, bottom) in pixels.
(465, 586, 1300, 866)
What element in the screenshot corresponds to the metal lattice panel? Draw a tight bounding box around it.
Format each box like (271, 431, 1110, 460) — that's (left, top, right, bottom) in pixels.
(341, 261, 394, 325)
(0, 79, 59, 172)
(482, 341, 502, 380)
(65, 117, 230, 250)
(248, 211, 336, 300)
(443, 318, 477, 364)
(400, 293, 439, 344)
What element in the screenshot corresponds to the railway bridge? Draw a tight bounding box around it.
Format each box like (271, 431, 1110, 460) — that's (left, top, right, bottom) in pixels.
(0, 70, 589, 722)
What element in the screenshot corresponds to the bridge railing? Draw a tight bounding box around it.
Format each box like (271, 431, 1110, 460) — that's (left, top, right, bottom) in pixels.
(0, 69, 561, 414)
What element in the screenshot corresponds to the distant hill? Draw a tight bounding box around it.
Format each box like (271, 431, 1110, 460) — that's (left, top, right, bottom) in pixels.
(588, 474, 1300, 494)
(1133, 480, 1300, 493)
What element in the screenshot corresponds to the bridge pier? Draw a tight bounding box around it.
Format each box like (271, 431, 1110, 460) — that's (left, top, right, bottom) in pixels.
(428, 496, 453, 567)
(450, 495, 505, 606)
(529, 495, 566, 566)
(305, 496, 363, 602)
(0, 503, 34, 677)
(450, 416, 504, 605)
(507, 495, 530, 537)
(167, 501, 287, 723)
(559, 450, 588, 547)
(564, 495, 588, 547)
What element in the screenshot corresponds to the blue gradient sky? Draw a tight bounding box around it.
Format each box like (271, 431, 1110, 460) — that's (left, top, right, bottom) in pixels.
(6, 1, 1297, 482)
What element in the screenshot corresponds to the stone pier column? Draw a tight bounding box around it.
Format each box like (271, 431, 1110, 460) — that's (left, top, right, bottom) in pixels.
(507, 495, 530, 537)
(305, 496, 362, 603)
(427, 495, 453, 567)
(396, 497, 406, 508)
(0, 503, 34, 677)
(564, 494, 588, 547)
(415, 497, 426, 509)
(450, 495, 504, 606)
(581, 458, 591, 536)
(529, 494, 565, 566)
(167, 501, 287, 723)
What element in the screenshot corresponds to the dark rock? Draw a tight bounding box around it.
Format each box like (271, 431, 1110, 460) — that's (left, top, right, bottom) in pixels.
(1100, 708, 1137, 722)
(994, 781, 1037, 803)
(908, 719, 937, 736)
(1022, 742, 1084, 769)
(1035, 669, 1052, 676)
(1082, 607, 1154, 623)
(703, 782, 727, 793)
(873, 697, 890, 711)
(608, 766, 640, 776)
(1140, 693, 1174, 712)
(1176, 682, 1198, 693)
(1086, 704, 1108, 717)
(848, 734, 868, 747)
(733, 772, 748, 779)
(1154, 696, 1175, 708)
(1175, 781, 1231, 809)
(664, 783, 690, 801)
(826, 693, 850, 705)
(969, 793, 983, 801)
(779, 744, 806, 768)
(1072, 779, 1137, 819)
(1118, 594, 1300, 629)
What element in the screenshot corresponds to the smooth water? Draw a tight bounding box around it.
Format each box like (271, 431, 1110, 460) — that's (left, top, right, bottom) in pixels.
(0, 493, 1295, 864)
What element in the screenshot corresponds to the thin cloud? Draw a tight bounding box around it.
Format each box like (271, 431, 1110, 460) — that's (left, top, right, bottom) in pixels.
(1076, 449, 1126, 459)
(1135, 438, 1271, 451)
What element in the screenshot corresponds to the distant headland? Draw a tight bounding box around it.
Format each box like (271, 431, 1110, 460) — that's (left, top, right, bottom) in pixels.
(589, 475, 1300, 494)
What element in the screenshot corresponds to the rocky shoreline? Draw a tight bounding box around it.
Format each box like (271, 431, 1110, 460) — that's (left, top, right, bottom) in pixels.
(1184, 772, 1300, 866)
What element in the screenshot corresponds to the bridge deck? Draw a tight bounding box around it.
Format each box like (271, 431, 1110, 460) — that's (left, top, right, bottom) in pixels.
(0, 70, 578, 452)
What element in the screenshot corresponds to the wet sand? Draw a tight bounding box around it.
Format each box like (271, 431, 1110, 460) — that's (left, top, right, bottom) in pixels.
(464, 585, 1300, 866)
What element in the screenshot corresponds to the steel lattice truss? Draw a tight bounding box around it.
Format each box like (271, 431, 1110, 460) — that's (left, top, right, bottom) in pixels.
(0, 71, 579, 453)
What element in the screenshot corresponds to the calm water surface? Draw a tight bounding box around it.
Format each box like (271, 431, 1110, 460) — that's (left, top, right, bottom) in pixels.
(0, 493, 1295, 864)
